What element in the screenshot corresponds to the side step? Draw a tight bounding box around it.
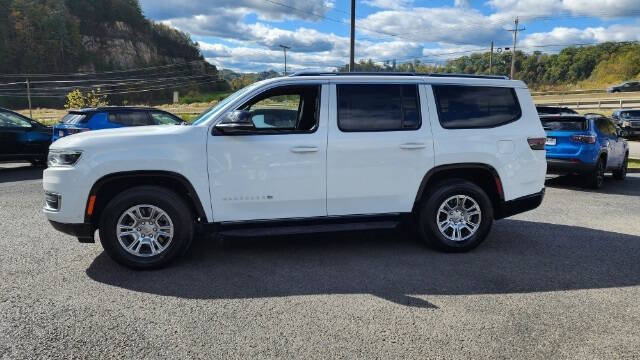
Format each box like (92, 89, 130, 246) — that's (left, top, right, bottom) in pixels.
(216, 214, 405, 237)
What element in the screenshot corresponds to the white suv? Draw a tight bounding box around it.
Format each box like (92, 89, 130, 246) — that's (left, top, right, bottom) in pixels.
(43, 73, 547, 269)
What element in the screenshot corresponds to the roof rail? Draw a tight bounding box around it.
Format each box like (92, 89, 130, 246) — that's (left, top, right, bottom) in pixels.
(289, 71, 510, 80)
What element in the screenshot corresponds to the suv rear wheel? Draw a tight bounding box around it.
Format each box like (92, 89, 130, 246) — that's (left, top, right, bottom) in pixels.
(98, 186, 194, 270)
(586, 157, 605, 189)
(417, 179, 494, 252)
(613, 154, 628, 180)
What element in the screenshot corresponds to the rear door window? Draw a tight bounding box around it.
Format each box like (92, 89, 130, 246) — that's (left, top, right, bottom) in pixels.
(337, 84, 421, 132)
(433, 85, 521, 129)
(110, 111, 153, 126)
(542, 117, 588, 131)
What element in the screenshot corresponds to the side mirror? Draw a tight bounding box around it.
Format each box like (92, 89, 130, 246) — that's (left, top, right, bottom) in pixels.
(215, 110, 255, 134)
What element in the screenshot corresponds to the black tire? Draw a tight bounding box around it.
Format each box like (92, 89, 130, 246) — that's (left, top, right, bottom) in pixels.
(613, 154, 628, 180)
(585, 157, 605, 189)
(417, 179, 494, 252)
(98, 186, 194, 270)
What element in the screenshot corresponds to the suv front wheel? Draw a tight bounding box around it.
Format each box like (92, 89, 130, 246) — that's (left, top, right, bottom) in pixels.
(417, 180, 494, 252)
(98, 186, 194, 270)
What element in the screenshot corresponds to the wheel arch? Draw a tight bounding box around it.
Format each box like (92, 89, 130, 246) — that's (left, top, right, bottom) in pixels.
(412, 163, 505, 215)
(85, 171, 208, 225)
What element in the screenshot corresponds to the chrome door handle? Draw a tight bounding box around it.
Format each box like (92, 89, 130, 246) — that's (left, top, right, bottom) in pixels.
(399, 143, 426, 150)
(290, 146, 319, 153)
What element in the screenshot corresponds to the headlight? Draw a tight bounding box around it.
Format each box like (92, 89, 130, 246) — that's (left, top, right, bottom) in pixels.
(47, 150, 83, 167)
(622, 121, 631, 127)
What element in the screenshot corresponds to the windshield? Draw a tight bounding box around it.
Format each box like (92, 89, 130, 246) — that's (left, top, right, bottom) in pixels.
(192, 83, 262, 125)
(621, 111, 640, 118)
(542, 117, 588, 131)
(61, 113, 87, 125)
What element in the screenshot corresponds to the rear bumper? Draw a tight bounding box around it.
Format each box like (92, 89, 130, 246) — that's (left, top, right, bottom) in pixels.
(496, 189, 545, 220)
(546, 158, 596, 174)
(49, 221, 95, 243)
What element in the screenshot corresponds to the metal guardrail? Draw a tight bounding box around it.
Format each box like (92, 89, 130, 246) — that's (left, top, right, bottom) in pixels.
(531, 89, 606, 96)
(535, 98, 640, 110)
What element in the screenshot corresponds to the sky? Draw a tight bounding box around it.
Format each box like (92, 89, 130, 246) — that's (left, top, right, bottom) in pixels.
(139, 0, 640, 73)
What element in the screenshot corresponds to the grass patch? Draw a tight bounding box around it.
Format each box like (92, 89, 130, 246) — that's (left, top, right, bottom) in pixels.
(179, 91, 233, 105)
(629, 158, 640, 169)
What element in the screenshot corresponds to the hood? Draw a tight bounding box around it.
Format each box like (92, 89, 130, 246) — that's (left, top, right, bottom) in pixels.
(50, 125, 201, 151)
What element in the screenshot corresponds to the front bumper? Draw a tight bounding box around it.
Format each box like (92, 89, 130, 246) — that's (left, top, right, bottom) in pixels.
(622, 127, 640, 137)
(546, 158, 596, 174)
(49, 221, 95, 243)
(495, 189, 545, 220)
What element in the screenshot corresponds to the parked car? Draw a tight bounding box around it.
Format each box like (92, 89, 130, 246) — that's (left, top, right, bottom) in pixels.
(611, 109, 640, 137)
(607, 81, 640, 93)
(0, 108, 51, 166)
(542, 114, 628, 188)
(536, 106, 578, 116)
(43, 72, 547, 269)
(52, 107, 184, 142)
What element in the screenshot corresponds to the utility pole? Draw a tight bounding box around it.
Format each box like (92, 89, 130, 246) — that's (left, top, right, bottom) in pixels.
(489, 41, 494, 75)
(26, 78, 33, 119)
(507, 17, 525, 79)
(349, 0, 356, 72)
(279, 44, 290, 76)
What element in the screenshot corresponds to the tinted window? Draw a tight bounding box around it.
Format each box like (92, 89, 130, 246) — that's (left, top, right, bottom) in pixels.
(111, 111, 152, 126)
(337, 84, 420, 131)
(542, 117, 588, 131)
(150, 111, 181, 125)
(0, 111, 32, 128)
(238, 85, 320, 132)
(434, 85, 521, 129)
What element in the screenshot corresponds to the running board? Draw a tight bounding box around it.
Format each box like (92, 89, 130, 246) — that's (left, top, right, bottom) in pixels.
(215, 214, 406, 237)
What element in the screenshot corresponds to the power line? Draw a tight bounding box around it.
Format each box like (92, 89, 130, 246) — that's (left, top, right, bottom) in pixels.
(0, 60, 207, 78)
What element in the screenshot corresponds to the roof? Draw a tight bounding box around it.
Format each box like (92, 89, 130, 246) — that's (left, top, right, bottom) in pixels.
(539, 114, 587, 119)
(69, 106, 158, 113)
(290, 71, 509, 80)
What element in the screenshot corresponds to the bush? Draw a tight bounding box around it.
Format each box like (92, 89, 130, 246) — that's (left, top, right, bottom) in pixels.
(65, 89, 110, 109)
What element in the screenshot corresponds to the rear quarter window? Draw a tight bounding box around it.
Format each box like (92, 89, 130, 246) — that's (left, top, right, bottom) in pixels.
(433, 85, 522, 129)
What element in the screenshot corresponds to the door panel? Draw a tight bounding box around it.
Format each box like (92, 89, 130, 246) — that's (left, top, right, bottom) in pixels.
(327, 83, 434, 216)
(208, 84, 329, 222)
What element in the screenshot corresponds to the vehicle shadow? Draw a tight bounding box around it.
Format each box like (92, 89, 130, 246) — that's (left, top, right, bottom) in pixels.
(545, 173, 640, 196)
(86, 219, 640, 307)
(0, 164, 44, 183)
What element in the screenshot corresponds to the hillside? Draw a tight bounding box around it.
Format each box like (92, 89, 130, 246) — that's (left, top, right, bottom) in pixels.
(0, 0, 204, 73)
(343, 42, 640, 90)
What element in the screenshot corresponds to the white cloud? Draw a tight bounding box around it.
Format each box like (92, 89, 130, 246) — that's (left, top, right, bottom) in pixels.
(358, 7, 510, 45)
(362, 0, 413, 10)
(521, 24, 640, 49)
(139, 0, 333, 22)
(488, 0, 640, 21)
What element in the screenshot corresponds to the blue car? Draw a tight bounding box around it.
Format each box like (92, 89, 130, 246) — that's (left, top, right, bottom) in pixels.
(0, 108, 51, 166)
(542, 114, 629, 188)
(53, 107, 184, 142)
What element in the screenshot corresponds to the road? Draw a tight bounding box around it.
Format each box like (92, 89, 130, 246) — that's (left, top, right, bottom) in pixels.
(1, 165, 640, 359)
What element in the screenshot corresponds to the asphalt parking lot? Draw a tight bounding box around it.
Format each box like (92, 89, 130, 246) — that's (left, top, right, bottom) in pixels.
(1, 164, 640, 359)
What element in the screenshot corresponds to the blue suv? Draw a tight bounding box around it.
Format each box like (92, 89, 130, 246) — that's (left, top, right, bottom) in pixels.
(542, 114, 629, 188)
(52, 107, 183, 142)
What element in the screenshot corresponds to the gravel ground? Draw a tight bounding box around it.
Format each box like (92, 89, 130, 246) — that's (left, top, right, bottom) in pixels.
(1, 164, 640, 359)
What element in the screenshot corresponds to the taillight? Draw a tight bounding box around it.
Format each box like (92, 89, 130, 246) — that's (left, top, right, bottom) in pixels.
(571, 135, 596, 144)
(527, 137, 546, 150)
